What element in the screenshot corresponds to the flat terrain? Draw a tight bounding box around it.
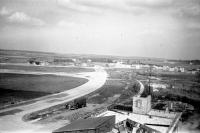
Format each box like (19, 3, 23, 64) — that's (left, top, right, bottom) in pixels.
(0, 73, 88, 106)
(0, 73, 88, 93)
(0, 64, 94, 73)
(87, 80, 127, 104)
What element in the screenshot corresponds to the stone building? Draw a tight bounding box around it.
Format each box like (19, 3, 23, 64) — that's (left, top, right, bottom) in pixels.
(132, 95, 151, 114)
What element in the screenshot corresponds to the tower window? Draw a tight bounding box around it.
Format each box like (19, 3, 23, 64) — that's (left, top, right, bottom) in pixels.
(135, 99, 142, 108)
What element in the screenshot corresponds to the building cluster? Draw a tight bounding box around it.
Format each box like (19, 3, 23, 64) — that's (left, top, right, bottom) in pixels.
(28, 58, 94, 67)
(107, 62, 132, 68)
(53, 94, 181, 133)
(186, 68, 200, 74)
(106, 61, 186, 73)
(150, 83, 168, 91)
(131, 64, 185, 73)
(27, 57, 200, 75)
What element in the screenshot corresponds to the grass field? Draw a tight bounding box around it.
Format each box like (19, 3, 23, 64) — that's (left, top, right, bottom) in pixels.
(0, 73, 88, 93)
(0, 73, 88, 106)
(0, 89, 49, 105)
(0, 109, 23, 116)
(0, 64, 94, 73)
(87, 80, 127, 104)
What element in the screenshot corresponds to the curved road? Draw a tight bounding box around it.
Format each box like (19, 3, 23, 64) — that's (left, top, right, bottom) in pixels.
(136, 80, 145, 97)
(0, 66, 107, 133)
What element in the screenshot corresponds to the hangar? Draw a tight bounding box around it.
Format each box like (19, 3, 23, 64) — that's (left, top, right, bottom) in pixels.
(53, 115, 115, 133)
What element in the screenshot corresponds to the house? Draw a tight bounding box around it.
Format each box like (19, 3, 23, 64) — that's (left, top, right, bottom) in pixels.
(169, 67, 175, 72)
(187, 69, 198, 74)
(131, 64, 141, 69)
(174, 67, 179, 72)
(150, 83, 167, 90)
(179, 67, 184, 72)
(153, 65, 163, 70)
(53, 116, 115, 133)
(81, 63, 87, 67)
(163, 66, 170, 71)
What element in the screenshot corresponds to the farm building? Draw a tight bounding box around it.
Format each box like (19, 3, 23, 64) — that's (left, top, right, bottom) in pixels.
(53, 115, 115, 133)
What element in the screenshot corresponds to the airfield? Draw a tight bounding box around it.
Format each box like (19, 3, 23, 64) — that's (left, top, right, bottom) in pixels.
(0, 64, 107, 133)
(0, 49, 200, 133)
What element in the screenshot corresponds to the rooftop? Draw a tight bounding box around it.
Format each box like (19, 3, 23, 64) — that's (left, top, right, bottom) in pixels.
(97, 110, 180, 133)
(53, 115, 115, 133)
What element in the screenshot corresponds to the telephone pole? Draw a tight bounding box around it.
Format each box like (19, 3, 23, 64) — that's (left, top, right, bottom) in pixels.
(148, 64, 152, 95)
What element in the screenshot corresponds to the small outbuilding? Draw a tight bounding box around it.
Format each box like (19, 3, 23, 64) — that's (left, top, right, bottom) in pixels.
(53, 116, 115, 133)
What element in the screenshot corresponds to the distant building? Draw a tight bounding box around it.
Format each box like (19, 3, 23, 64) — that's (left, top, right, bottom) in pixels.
(163, 66, 170, 71)
(150, 83, 167, 90)
(179, 67, 185, 72)
(87, 59, 92, 63)
(187, 69, 198, 74)
(53, 116, 115, 133)
(81, 63, 87, 67)
(115, 62, 131, 68)
(169, 67, 175, 72)
(174, 67, 179, 72)
(153, 65, 163, 70)
(72, 58, 77, 62)
(107, 62, 131, 68)
(131, 64, 141, 69)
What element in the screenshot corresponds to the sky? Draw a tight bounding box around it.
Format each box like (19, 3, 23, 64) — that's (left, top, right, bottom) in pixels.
(0, 0, 200, 60)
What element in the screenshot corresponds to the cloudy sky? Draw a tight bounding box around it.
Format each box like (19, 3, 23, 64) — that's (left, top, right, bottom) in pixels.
(0, 0, 200, 59)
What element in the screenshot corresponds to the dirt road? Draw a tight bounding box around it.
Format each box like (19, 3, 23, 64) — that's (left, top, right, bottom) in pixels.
(0, 66, 107, 133)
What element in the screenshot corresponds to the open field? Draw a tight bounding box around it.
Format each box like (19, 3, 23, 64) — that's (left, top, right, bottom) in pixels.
(0, 73, 88, 93)
(0, 89, 49, 107)
(0, 73, 88, 106)
(87, 80, 127, 104)
(0, 64, 94, 73)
